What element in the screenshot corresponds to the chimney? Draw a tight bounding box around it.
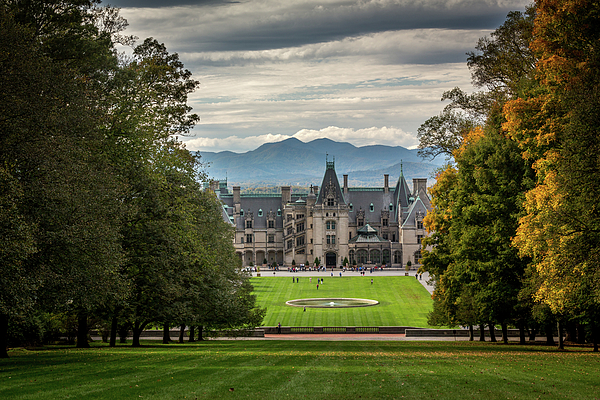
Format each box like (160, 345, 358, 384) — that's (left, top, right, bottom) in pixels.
(384, 174, 389, 193)
(281, 186, 291, 204)
(413, 178, 427, 197)
(233, 186, 241, 204)
(343, 174, 348, 194)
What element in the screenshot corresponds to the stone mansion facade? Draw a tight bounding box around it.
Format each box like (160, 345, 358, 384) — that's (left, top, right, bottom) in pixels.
(211, 159, 431, 268)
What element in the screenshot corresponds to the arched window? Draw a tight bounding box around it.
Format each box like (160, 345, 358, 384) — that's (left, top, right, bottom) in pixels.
(240, 209, 244, 217)
(382, 249, 390, 265)
(356, 250, 368, 264)
(258, 209, 263, 217)
(369, 203, 374, 212)
(370, 249, 380, 264)
(389, 203, 394, 211)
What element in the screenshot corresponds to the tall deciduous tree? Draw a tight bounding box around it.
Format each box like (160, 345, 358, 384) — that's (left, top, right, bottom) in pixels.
(504, 0, 600, 348)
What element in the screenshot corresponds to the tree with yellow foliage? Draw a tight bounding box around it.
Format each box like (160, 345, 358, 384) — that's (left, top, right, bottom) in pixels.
(504, 0, 600, 350)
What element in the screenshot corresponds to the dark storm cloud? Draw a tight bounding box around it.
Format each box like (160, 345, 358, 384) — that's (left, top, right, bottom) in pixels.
(105, 0, 238, 7)
(111, 1, 526, 53)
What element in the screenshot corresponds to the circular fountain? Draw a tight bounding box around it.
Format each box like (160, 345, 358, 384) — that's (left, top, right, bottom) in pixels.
(286, 298, 379, 308)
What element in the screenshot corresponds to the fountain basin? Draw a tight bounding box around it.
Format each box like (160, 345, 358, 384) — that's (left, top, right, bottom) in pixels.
(286, 298, 379, 308)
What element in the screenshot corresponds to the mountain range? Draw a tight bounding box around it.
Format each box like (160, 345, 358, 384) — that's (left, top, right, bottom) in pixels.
(196, 138, 445, 188)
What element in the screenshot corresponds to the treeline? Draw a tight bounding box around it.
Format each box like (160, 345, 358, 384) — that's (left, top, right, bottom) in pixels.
(0, 0, 264, 358)
(419, 1, 600, 349)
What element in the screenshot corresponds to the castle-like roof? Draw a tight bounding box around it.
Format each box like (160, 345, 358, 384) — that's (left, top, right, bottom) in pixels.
(316, 158, 346, 206)
(349, 224, 388, 244)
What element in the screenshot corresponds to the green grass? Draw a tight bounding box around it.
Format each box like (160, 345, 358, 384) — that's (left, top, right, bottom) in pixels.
(252, 276, 433, 327)
(2, 341, 599, 399)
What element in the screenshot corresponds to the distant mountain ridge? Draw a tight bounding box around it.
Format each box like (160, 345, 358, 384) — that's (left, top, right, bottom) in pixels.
(196, 138, 444, 188)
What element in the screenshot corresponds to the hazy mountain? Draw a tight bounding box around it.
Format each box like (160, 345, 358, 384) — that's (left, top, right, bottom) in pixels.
(196, 138, 444, 187)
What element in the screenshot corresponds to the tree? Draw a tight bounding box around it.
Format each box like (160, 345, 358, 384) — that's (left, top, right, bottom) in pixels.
(0, 6, 126, 353)
(504, 0, 600, 348)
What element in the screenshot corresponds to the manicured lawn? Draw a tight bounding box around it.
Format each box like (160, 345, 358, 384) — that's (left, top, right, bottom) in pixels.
(2, 341, 598, 399)
(251, 275, 433, 327)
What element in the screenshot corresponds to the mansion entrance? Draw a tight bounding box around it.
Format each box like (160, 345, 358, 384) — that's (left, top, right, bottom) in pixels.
(325, 252, 337, 267)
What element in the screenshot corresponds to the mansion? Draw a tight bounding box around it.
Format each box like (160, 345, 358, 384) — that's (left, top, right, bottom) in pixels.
(211, 159, 431, 268)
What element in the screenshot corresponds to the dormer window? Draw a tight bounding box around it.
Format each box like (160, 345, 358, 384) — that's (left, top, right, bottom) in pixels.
(327, 197, 335, 206)
(389, 203, 394, 211)
(240, 209, 244, 217)
(369, 203, 374, 212)
(277, 208, 281, 216)
(258, 209, 263, 217)
(349, 203, 353, 212)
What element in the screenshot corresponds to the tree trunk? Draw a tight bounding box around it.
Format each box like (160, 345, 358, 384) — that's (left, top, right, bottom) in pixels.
(76, 311, 90, 348)
(178, 325, 185, 343)
(592, 323, 598, 353)
(565, 320, 577, 343)
(501, 322, 508, 344)
(545, 323, 555, 346)
(479, 324, 485, 341)
(528, 326, 537, 342)
(197, 325, 204, 341)
(518, 322, 526, 345)
(468, 325, 474, 341)
(162, 322, 171, 344)
(577, 323, 586, 345)
(489, 323, 497, 343)
(557, 321, 564, 350)
(132, 322, 145, 347)
(188, 325, 196, 342)
(0, 313, 9, 358)
(109, 314, 118, 348)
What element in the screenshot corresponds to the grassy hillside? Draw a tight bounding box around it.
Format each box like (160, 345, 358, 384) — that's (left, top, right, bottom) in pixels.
(251, 275, 433, 327)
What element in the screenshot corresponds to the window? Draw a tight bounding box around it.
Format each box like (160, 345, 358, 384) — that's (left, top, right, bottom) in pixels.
(246, 220, 252, 229)
(245, 234, 253, 243)
(417, 221, 424, 229)
(326, 221, 336, 230)
(383, 233, 388, 240)
(296, 222, 305, 233)
(277, 208, 281, 216)
(415, 250, 422, 264)
(358, 219, 364, 226)
(392, 233, 396, 242)
(296, 214, 304, 220)
(382, 249, 390, 265)
(349, 250, 355, 265)
(287, 240, 293, 249)
(394, 251, 402, 264)
(356, 250, 367, 264)
(369, 203, 374, 212)
(327, 198, 335, 206)
(240, 209, 244, 217)
(296, 236, 305, 246)
(349, 203, 353, 211)
(417, 235, 423, 244)
(268, 220, 274, 229)
(389, 203, 394, 211)
(287, 214, 293, 222)
(287, 227, 293, 236)
(268, 234, 275, 243)
(382, 218, 388, 227)
(258, 209, 263, 217)
(326, 235, 336, 244)
(240, 236, 244, 244)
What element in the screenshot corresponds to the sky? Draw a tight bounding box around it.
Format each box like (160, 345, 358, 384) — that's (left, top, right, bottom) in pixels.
(103, 0, 531, 153)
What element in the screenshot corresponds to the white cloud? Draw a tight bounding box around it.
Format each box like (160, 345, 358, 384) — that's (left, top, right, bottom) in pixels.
(183, 126, 417, 152)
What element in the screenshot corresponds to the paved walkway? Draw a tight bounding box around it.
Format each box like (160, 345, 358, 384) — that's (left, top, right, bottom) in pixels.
(251, 269, 435, 294)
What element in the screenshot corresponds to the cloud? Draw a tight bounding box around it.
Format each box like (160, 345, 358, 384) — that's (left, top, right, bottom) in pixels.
(183, 126, 417, 152)
(115, 0, 531, 53)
